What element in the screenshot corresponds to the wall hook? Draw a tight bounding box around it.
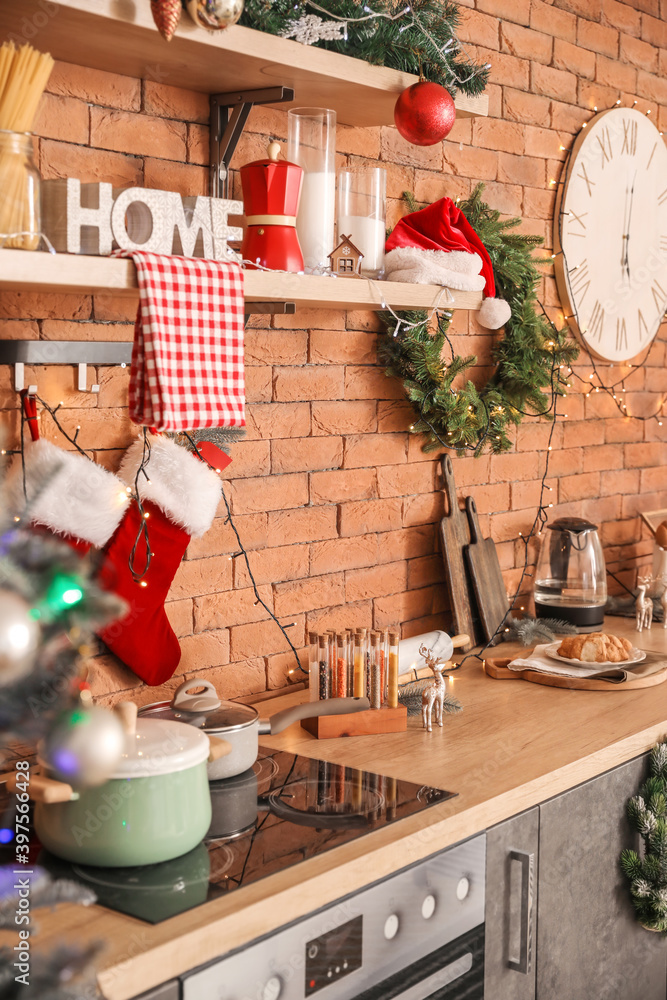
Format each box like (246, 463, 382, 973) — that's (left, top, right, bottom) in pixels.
(78, 363, 100, 394)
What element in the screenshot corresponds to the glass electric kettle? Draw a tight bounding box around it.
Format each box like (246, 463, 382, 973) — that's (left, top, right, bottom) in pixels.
(534, 517, 607, 631)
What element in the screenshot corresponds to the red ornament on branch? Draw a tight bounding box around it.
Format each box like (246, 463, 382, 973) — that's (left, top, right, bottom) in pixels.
(394, 81, 457, 147)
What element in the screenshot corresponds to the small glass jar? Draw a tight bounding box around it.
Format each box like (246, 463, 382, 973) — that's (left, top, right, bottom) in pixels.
(337, 168, 386, 278)
(0, 131, 41, 250)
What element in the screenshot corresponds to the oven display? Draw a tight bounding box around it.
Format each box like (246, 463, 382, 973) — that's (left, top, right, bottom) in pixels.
(305, 915, 363, 995)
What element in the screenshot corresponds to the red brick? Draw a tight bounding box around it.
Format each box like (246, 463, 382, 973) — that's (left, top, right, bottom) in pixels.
(272, 436, 343, 474)
(40, 140, 142, 187)
(312, 400, 376, 436)
(490, 452, 540, 482)
(90, 107, 186, 159)
(178, 629, 230, 674)
(195, 586, 273, 631)
(563, 420, 605, 448)
(559, 471, 602, 501)
(625, 442, 667, 467)
(143, 81, 209, 122)
(477, 0, 530, 24)
(553, 39, 596, 80)
(414, 170, 470, 205)
(604, 418, 644, 443)
(33, 93, 89, 144)
(310, 535, 378, 575)
(474, 180, 523, 215)
(246, 366, 272, 404)
(637, 70, 667, 105)
(531, 62, 578, 104)
(170, 555, 232, 600)
(497, 151, 545, 188)
(458, 7, 500, 47)
(344, 366, 405, 401)
(230, 473, 308, 514)
(596, 54, 637, 92)
(600, 469, 640, 496)
(306, 601, 373, 633)
(489, 509, 536, 542)
(343, 433, 408, 469)
(246, 331, 308, 366)
(501, 22, 552, 62)
(234, 543, 309, 587)
(443, 143, 498, 180)
(310, 468, 376, 505)
(346, 561, 407, 602)
(503, 88, 551, 126)
(602, 0, 641, 35)
(268, 506, 338, 545)
(377, 400, 414, 433)
(472, 118, 526, 154)
(470, 482, 511, 513)
(230, 616, 305, 659)
(187, 513, 267, 559)
(452, 455, 493, 488)
(193, 661, 266, 700)
(47, 62, 140, 110)
(309, 330, 376, 365)
(407, 555, 445, 590)
(165, 599, 193, 638)
(374, 586, 446, 627)
(274, 366, 345, 402)
(377, 463, 435, 498)
(141, 158, 206, 197)
(555, 0, 601, 17)
(246, 402, 310, 441)
(642, 12, 667, 48)
(640, 467, 667, 493)
(186, 123, 209, 166)
(338, 125, 382, 159)
(577, 18, 619, 57)
(377, 525, 436, 562)
(339, 498, 403, 536)
(273, 575, 345, 616)
(511, 479, 550, 510)
(551, 100, 590, 133)
(380, 127, 443, 170)
(531, 0, 577, 41)
(402, 493, 444, 526)
(476, 47, 531, 90)
(619, 33, 659, 71)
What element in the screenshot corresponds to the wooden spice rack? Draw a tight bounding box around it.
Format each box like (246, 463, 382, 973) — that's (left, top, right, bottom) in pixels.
(301, 704, 407, 739)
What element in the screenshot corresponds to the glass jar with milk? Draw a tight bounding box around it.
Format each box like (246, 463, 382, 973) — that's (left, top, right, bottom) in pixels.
(287, 108, 336, 274)
(336, 169, 386, 279)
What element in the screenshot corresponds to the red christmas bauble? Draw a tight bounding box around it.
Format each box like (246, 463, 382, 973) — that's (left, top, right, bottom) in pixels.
(393, 81, 457, 147)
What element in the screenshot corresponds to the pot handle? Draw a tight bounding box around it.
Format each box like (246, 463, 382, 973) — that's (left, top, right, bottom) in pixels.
(114, 700, 138, 736)
(5, 769, 75, 803)
(173, 678, 222, 713)
(260, 697, 370, 736)
(207, 736, 233, 763)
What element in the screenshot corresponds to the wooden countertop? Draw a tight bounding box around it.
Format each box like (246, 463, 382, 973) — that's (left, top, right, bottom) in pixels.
(5, 616, 667, 999)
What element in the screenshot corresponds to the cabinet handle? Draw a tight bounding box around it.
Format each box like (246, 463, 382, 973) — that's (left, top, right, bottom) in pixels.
(508, 849, 534, 975)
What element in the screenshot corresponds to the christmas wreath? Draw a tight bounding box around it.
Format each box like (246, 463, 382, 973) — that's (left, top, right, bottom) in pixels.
(621, 742, 667, 932)
(379, 185, 579, 455)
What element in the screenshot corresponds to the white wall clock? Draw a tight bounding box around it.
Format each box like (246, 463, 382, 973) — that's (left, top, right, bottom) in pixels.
(553, 107, 667, 363)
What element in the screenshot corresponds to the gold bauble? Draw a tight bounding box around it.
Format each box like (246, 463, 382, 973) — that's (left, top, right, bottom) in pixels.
(185, 0, 244, 30)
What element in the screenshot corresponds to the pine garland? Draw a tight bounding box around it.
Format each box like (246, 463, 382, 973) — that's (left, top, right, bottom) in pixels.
(379, 185, 580, 455)
(240, 0, 489, 96)
(621, 742, 667, 932)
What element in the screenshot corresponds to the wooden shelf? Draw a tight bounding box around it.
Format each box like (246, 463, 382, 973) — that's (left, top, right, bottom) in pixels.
(0, 249, 482, 313)
(0, 0, 488, 128)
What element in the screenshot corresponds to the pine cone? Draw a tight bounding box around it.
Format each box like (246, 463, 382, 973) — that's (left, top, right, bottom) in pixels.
(151, 0, 181, 40)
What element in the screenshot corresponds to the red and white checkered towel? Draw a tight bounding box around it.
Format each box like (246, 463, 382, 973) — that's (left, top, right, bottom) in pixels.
(115, 251, 245, 431)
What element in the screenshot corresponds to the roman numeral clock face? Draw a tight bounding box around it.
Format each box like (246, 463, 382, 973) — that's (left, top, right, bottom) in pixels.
(554, 108, 667, 363)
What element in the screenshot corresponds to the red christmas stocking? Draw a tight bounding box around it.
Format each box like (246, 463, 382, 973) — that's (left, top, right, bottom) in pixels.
(4, 438, 129, 555)
(96, 434, 221, 686)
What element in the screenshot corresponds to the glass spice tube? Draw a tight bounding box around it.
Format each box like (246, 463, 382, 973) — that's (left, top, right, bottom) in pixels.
(364, 629, 372, 702)
(370, 632, 381, 709)
(380, 628, 388, 705)
(318, 634, 329, 700)
(346, 629, 355, 697)
(388, 630, 399, 708)
(353, 630, 365, 698)
(308, 631, 320, 701)
(335, 632, 347, 699)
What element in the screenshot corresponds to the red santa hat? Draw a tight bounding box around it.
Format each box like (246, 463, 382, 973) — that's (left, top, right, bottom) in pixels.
(384, 197, 512, 330)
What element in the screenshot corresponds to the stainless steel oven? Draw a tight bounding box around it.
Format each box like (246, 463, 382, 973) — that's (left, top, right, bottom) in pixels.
(177, 833, 485, 1000)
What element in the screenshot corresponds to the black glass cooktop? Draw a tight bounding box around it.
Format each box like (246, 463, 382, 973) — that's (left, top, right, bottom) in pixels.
(0, 748, 455, 924)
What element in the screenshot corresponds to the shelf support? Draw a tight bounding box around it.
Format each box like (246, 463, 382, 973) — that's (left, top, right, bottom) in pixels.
(210, 87, 294, 199)
(0, 342, 132, 393)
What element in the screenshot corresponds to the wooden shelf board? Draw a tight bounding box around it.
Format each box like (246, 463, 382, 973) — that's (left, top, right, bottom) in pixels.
(0, 0, 488, 128)
(0, 249, 482, 313)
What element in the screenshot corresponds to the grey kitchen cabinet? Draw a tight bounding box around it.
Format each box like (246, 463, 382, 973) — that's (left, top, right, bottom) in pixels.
(485, 806, 539, 999)
(537, 753, 667, 1000)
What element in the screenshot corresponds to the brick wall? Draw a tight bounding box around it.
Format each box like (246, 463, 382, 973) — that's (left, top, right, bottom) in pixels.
(1, 0, 666, 706)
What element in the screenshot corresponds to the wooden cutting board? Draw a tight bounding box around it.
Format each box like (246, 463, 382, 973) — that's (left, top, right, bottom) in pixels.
(438, 455, 479, 651)
(483, 651, 667, 691)
(464, 495, 510, 645)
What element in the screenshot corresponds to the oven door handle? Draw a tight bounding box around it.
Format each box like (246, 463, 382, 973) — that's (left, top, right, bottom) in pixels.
(508, 849, 534, 975)
(375, 951, 473, 1000)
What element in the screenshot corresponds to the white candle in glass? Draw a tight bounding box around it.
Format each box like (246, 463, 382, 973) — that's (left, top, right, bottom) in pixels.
(297, 171, 336, 272)
(336, 215, 386, 274)
(337, 168, 387, 278)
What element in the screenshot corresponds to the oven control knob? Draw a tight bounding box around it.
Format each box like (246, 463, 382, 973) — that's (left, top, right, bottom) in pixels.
(384, 913, 400, 940)
(456, 877, 470, 901)
(421, 894, 436, 919)
(262, 976, 282, 1000)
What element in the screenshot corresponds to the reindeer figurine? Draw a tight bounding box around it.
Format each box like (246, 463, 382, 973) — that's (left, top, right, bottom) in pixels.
(635, 574, 654, 632)
(419, 644, 451, 733)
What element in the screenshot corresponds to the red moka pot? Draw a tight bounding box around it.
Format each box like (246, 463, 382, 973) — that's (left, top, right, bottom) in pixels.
(240, 141, 304, 272)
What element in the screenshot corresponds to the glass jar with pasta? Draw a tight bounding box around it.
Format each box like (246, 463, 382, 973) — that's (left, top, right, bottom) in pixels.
(0, 130, 40, 250)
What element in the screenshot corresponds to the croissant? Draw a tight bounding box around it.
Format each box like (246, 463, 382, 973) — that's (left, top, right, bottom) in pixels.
(557, 632, 634, 663)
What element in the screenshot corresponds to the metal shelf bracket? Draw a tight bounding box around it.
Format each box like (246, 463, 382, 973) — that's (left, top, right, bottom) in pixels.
(210, 86, 295, 199)
(0, 341, 132, 393)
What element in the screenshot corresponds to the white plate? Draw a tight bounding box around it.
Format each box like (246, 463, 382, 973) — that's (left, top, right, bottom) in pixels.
(544, 641, 646, 667)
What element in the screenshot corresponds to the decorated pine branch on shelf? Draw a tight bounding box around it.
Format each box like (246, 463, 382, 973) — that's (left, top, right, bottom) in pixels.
(240, 0, 489, 96)
(621, 741, 667, 933)
(379, 184, 580, 456)
(503, 615, 577, 646)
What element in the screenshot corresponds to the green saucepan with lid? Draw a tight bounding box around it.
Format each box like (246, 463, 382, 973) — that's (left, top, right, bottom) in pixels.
(27, 702, 230, 867)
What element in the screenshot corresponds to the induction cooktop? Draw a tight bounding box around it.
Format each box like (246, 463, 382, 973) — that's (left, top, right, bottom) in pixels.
(0, 748, 456, 924)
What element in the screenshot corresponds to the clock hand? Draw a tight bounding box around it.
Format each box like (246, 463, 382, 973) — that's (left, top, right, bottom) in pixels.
(621, 182, 630, 274)
(625, 172, 637, 280)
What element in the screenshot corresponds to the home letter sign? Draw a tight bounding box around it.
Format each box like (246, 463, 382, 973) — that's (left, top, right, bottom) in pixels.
(42, 179, 243, 261)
